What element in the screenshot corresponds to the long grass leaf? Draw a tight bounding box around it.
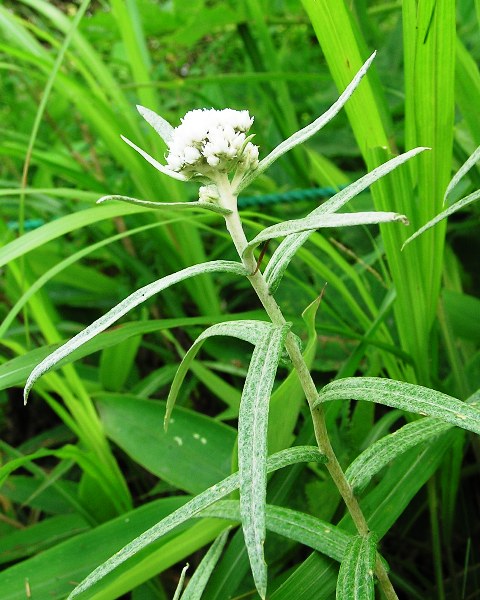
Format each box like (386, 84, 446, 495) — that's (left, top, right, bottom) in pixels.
(180, 529, 230, 600)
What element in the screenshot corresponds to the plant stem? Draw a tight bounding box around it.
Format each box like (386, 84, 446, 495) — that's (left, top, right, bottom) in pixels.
(217, 176, 398, 599)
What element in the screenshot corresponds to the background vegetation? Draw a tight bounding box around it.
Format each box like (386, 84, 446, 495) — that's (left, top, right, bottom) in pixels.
(0, 0, 479, 598)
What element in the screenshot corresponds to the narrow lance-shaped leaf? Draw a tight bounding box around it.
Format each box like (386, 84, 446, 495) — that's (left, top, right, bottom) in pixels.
(346, 391, 480, 492)
(24, 261, 247, 403)
(97, 194, 232, 216)
(264, 147, 428, 294)
(444, 144, 480, 202)
(244, 211, 408, 259)
(172, 564, 189, 600)
(180, 528, 230, 600)
(67, 446, 326, 598)
(200, 500, 351, 563)
(347, 418, 451, 493)
(314, 377, 480, 435)
(336, 534, 377, 600)
(402, 188, 480, 249)
(121, 134, 188, 181)
(235, 52, 377, 194)
(165, 320, 274, 429)
(238, 323, 290, 599)
(137, 104, 174, 145)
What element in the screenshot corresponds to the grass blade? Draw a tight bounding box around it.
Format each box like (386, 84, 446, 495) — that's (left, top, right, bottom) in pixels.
(180, 529, 230, 600)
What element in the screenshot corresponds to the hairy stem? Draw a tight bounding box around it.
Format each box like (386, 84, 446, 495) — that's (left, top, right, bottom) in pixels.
(217, 175, 398, 599)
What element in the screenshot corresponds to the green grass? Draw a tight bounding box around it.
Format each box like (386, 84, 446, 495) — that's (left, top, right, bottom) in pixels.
(0, 1, 479, 599)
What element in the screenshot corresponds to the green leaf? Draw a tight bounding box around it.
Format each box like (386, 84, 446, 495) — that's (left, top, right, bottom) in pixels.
(200, 500, 350, 563)
(442, 290, 480, 342)
(0, 514, 89, 565)
(67, 446, 325, 599)
(444, 144, 480, 201)
(238, 323, 290, 599)
(234, 52, 377, 194)
(315, 377, 480, 435)
(402, 188, 480, 249)
(97, 194, 232, 216)
(263, 147, 427, 294)
(165, 320, 274, 428)
(180, 529, 230, 600)
(336, 534, 377, 600)
(136, 105, 174, 144)
(173, 564, 190, 600)
(244, 211, 407, 258)
(0, 496, 189, 600)
(24, 261, 247, 403)
(346, 418, 451, 493)
(121, 134, 188, 181)
(98, 396, 237, 495)
(346, 390, 480, 493)
(0, 202, 151, 268)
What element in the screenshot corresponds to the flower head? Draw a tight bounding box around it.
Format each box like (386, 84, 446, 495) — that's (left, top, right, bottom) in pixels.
(122, 106, 259, 188)
(165, 108, 258, 178)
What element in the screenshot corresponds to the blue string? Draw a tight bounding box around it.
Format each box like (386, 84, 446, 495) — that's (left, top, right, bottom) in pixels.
(6, 186, 348, 231)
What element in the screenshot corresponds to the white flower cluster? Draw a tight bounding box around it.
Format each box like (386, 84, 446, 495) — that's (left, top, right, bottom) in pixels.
(165, 108, 259, 179)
